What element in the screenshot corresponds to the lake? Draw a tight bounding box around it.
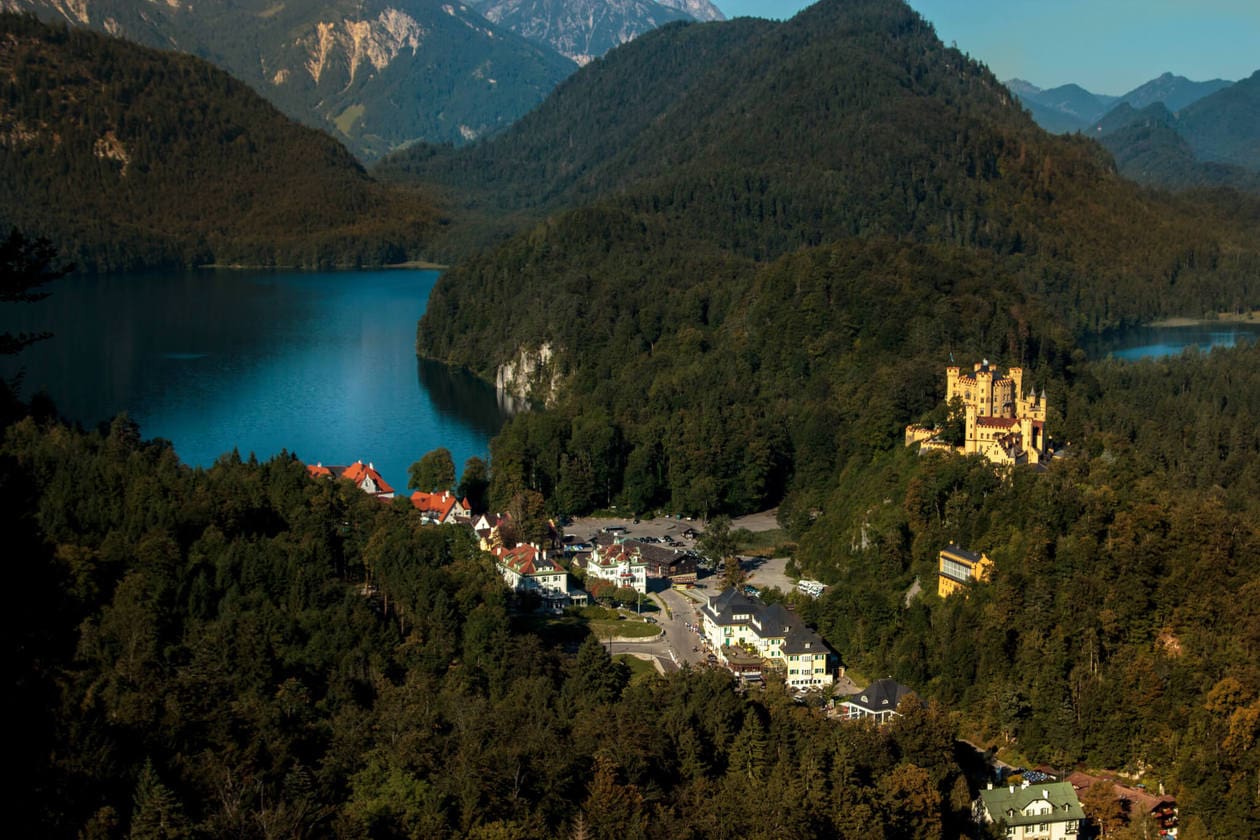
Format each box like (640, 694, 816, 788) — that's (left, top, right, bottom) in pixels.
(0, 269, 510, 493)
(1088, 322, 1260, 361)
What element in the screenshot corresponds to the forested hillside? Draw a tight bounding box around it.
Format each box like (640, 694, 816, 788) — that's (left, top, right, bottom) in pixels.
(3, 0, 577, 160)
(376, 8, 1260, 829)
(0, 14, 436, 271)
(6, 406, 976, 838)
(393, 0, 1260, 518)
(788, 345, 1260, 837)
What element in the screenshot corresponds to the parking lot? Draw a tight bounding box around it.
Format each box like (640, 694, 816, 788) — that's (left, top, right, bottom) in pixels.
(566, 514, 704, 546)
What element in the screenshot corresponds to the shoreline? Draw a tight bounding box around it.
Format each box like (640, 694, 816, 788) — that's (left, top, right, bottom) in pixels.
(1150, 312, 1260, 327)
(194, 260, 448, 271)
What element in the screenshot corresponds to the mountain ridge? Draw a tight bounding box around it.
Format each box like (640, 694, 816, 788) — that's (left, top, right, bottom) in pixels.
(0, 13, 436, 270)
(1008, 71, 1233, 134)
(1, 0, 577, 160)
(470, 0, 725, 65)
(1088, 72, 1260, 192)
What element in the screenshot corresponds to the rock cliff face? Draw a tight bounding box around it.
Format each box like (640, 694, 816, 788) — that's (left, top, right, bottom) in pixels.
(2, 0, 576, 160)
(473, 0, 717, 65)
(495, 342, 563, 406)
(656, 0, 724, 22)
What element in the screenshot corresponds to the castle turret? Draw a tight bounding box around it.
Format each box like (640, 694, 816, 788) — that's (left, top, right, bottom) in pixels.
(946, 366, 961, 402)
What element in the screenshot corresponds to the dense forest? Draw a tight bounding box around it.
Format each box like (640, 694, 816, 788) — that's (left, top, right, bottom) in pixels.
(7, 402, 984, 839)
(788, 345, 1260, 837)
(0, 14, 437, 271)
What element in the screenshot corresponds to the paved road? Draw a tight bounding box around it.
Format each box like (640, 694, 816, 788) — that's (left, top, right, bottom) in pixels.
(657, 587, 711, 667)
(605, 587, 715, 672)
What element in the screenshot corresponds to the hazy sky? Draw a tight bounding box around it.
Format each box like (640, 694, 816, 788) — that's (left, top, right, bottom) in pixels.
(717, 0, 1259, 94)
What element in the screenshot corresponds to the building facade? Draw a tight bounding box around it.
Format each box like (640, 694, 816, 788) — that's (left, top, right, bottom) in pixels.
(907, 360, 1050, 466)
(938, 544, 994, 597)
(700, 589, 834, 690)
(586, 542, 648, 594)
(975, 781, 1086, 840)
(493, 543, 572, 611)
(836, 677, 914, 722)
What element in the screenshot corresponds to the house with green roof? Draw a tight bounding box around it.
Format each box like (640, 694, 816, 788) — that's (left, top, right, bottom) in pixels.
(975, 780, 1086, 839)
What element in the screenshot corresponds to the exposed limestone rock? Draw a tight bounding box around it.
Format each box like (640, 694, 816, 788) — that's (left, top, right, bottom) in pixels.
(495, 342, 563, 406)
(92, 129, 129, 174)
(302, 9, 424, 86)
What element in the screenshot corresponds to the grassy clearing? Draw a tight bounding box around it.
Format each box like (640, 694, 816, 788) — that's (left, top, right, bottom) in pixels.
(615, 654, 659, 682)
(734, 528, 797, 557)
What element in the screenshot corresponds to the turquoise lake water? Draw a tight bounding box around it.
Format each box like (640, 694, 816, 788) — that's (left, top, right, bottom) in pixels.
(0, 269, 509, 493)
(1090, 323, 1260, 361)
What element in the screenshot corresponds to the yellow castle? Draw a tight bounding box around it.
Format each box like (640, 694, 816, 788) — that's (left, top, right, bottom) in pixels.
(906, 360, 1050, 466)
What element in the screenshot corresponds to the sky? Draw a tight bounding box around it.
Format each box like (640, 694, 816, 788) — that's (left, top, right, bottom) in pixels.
(717, 0, 1260, 94)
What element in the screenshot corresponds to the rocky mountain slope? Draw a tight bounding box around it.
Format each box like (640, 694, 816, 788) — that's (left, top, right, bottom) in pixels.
(472, 0, 695, 65)
(0, 13, 436, 270)
(1, 0, 576, 160)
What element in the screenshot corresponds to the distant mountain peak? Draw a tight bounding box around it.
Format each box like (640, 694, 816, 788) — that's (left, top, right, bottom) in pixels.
(1005, 78, 1042, 96)
(472, 0, 711, 65)
(656, 0, 724, 22)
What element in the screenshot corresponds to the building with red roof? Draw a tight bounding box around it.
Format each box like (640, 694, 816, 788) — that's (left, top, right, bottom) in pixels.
(304, 460, 394, 500)
(492, 543, 581, 611)
(410, 490, 471, 524)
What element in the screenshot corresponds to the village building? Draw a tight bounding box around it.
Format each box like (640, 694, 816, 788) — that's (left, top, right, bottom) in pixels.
(975, 780, 1086, 840)
(492, 543, 584, 612)
(906, 360, 1051, 467)
(602, 535, 698, 585)
(586, 541, 649, 594)
(305, 460, 395, 500)
(1066, 771, 1178, 838)
(699, 589, 834, 690)
(410, 490, 471, 525)
(938, 544, 994, 597)
(473, 513, 512, 550)
(836, 677, 915, 722)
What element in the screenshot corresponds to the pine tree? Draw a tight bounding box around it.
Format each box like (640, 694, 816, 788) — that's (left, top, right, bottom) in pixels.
(129, 760, 190, 840)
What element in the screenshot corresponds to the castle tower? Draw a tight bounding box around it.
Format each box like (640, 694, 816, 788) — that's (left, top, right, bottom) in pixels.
(974, 361, 993, 418)
(946, 366, 961, 402)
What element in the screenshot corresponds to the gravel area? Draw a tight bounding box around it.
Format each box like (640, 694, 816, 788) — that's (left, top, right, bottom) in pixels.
(742, 554, 797, 594)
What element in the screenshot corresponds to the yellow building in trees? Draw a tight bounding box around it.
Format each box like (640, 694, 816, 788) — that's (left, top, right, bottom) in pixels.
(937, 545, 994, 597)
(907, 360, 1050, 466)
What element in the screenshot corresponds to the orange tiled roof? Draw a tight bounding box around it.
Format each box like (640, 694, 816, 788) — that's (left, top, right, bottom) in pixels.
(306, 463, 333, 478)
(342, 460, 394, 495)
(410, 490, 470, 521)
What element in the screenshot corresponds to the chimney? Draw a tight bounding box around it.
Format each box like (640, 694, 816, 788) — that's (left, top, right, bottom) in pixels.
(1042, 789, 1049, 799)
(1009, 785, 1015, 794)
(1022, 779, 1030, 789)
(987, 782, 993, 790)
